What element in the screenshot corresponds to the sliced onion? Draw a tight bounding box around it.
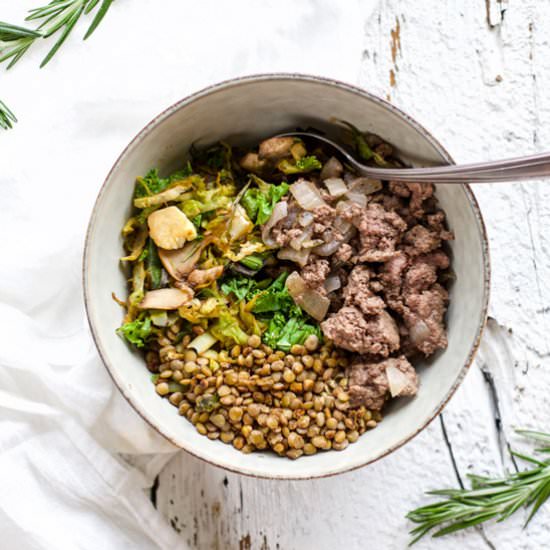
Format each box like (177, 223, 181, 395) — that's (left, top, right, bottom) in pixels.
(336, 199, 354, 215)
(286, 271, 307, 295)
(345, 190, 368, 207)
(300, 289, 330, 321)
(286, 272, 330, 321)
(386, 364, 412, 397)
(277, 247, 310, 267)
(409, 320, 431, 346)
(313, 240, 343, 257)
(261, 201, 288, 247)
(298, 211, 314, 227)
(313, 227, 356, 256)
(302, 238, 324, 249)
(350, 177, 383, 195)
(324, 275, 341, 294)
(320, 156, 344, 180)
(324, 177, 348, 198)
(290, 180, 326, 210)
(290, 224, 314, 250)
(334, 215, 351, 234)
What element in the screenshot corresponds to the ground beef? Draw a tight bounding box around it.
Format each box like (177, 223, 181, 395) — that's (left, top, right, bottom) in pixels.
(321, 306, 400, 356)
(382, 194, 405, 213)
(270, 203, 303, 247)
(389, 181, 434, 219)
(403, 224, 442, 256)
(347, 356, 418, 410)
(377, 249, 450, 356)
(388, 181, 411, 198)
(313, 204, 337, 225)
(403, 252, 449, 294)
(407, 183, 435, 218)
(272, 227, 302, 248)
(343, 265, 385, 315)
(334, 243, 353, 263)
(379, 252, 409, 312)
(342, 202, 407, 262)
(403, 284, 448, 355)
(267, 173, 452, 413)
(300, 257, 330, 293)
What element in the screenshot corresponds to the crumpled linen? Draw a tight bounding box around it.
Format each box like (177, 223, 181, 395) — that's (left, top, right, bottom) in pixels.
(0, 0, 366, 548)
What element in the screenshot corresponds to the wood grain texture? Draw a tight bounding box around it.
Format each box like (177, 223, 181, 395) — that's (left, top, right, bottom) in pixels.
(156, 1, 550, 547)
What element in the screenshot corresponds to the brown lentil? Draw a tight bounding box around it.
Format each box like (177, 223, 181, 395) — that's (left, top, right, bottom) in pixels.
(147, 332, 377, 459)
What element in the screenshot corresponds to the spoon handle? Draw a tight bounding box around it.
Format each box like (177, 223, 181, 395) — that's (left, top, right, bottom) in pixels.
(358, 151, 550, 183)
(278, 132, 550, 183)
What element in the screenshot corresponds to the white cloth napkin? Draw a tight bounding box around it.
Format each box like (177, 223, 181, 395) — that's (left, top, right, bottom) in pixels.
(0, 1, 367, 548)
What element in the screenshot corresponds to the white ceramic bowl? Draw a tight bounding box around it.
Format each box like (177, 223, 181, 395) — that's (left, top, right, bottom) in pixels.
(84, 74, 490, 479)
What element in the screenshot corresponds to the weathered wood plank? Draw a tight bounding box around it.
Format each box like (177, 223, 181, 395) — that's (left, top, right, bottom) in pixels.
(156, 1, 550, 548)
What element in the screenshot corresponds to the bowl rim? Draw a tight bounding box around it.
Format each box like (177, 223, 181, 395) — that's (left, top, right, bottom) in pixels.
(83, 73, 491, 480)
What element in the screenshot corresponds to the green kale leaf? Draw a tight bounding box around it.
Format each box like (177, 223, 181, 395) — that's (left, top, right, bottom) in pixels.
(251, 272, 298, 314)
(117, 317, 152, 348)
(277, 156, 322, 175)
(133, 163, 194, 199)
(263, 312, 321, 352)
(220, 276, 257, 301)
(241, 180, 289, 225)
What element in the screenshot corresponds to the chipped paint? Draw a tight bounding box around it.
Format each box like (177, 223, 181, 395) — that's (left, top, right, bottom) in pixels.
(389, 68, 396, 88)
(239, 534, 252, 550)
(390, 16, 401, 63)
(388, 17, 401, 97)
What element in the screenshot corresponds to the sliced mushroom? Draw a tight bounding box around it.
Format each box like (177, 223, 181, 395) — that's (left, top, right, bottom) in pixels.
(133, 184, 191, 209)
(258, 136, 294, 160)
(147, 206, 197, 250)
(138, 286, 194, 310)
(158, 241, 203, 280)
(239, 152, 267, 174)
(188, 266, 225, 287)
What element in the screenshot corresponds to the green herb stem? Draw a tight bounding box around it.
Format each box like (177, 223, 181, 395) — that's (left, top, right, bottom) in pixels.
(0, 99, 17, 129)
(407, 429, 550, 545)
(0, 0, 114, 70)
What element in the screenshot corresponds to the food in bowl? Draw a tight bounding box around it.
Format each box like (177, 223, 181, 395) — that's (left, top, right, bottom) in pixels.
(115, 125, 454, 459)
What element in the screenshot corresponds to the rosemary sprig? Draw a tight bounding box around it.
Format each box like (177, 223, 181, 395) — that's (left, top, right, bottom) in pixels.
(0, 1, 114, 129)
(407, 429, 550, 545)
(0, 22, 43, 69)
(0, 0, 114, 69)
(0, 99, 17, 129)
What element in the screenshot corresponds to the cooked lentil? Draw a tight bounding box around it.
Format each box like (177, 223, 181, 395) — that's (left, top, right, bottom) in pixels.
(148, 336, 378, 458)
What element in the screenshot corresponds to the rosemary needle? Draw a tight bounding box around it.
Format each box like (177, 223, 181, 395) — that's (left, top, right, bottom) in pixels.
(0, 0, 115, 70)
(0, 99, 17, 130)
(407, 429, 550, 545)
(0, 0, 114, 128)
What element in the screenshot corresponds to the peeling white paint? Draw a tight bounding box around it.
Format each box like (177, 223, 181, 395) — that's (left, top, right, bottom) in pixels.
(156, 1, 550, 548)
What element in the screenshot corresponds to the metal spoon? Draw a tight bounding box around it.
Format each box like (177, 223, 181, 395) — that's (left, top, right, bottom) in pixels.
(277, 132, 550, 183)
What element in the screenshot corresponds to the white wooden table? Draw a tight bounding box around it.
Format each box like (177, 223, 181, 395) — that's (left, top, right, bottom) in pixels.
(155, 2, 550, 548)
